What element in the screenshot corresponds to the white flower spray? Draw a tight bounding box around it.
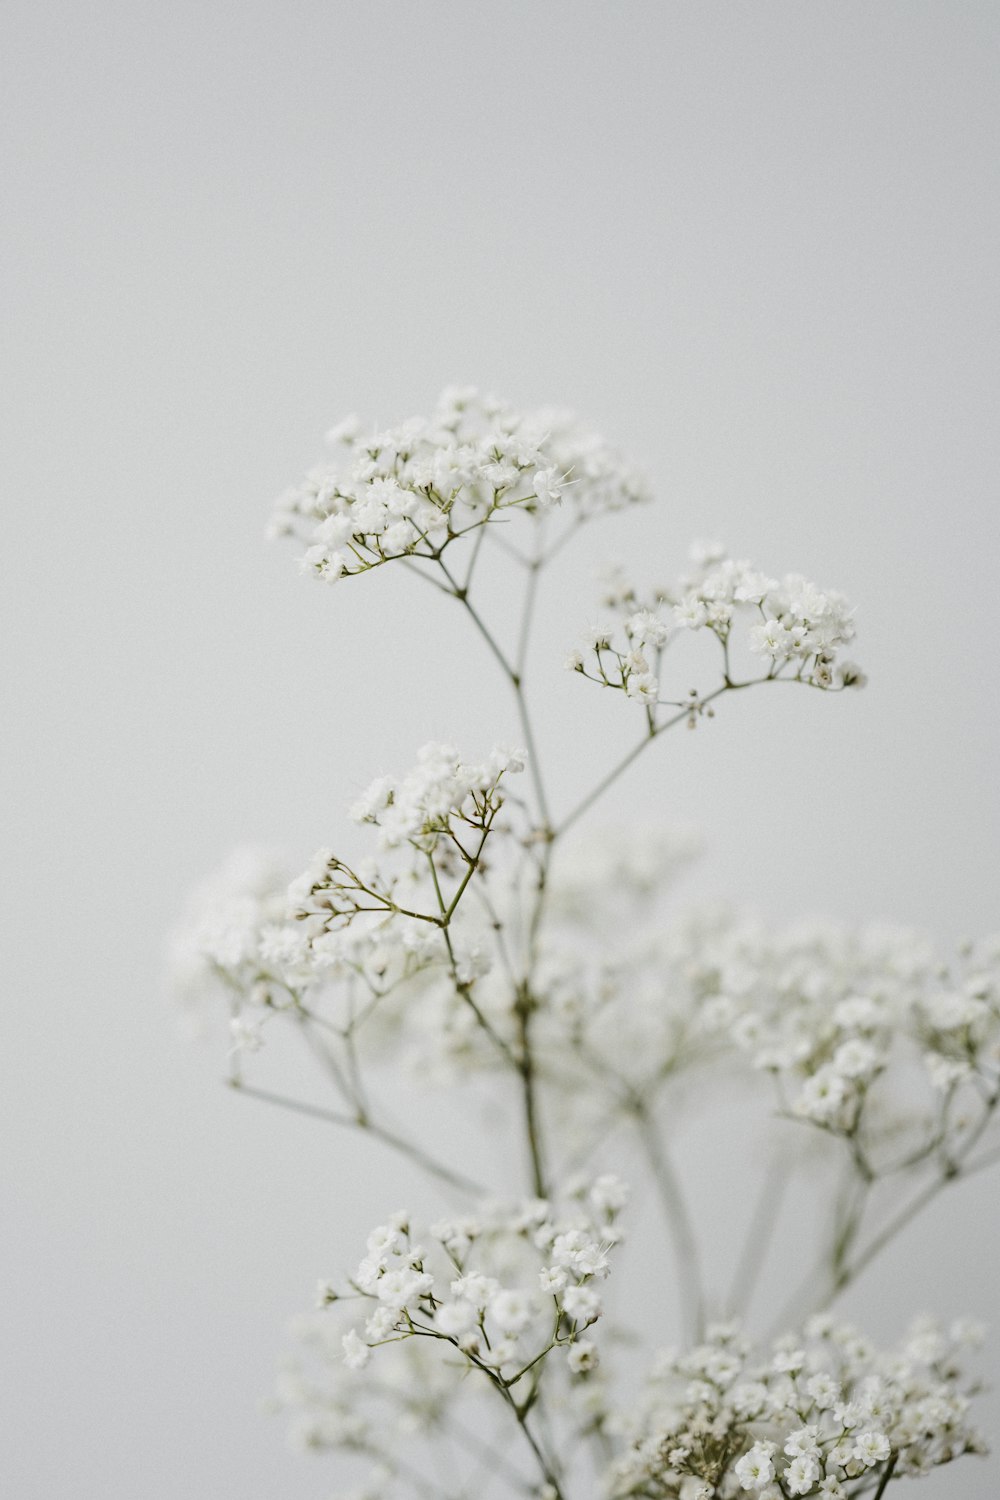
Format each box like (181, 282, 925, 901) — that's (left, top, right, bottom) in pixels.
(171, 390, 996, 1500)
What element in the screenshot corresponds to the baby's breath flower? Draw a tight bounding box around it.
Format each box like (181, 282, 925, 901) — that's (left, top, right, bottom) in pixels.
(174, 383, 998, 1500)
(271, 389, 650, 583)
(308, 1184, 624, 1418)
(571, 544, 863, 714)
(567, 1339, 598, 1373)
(607, 1317, 985, 1497)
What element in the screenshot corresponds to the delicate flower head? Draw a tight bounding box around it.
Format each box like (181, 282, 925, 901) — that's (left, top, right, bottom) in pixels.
(271, 389, 650, 583)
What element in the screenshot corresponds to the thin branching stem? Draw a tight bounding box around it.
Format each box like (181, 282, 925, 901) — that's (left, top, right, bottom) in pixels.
(872, 1454, 898, 1499)
(226, 1079, 485, 1194)
(724, 1158, 788, 1320)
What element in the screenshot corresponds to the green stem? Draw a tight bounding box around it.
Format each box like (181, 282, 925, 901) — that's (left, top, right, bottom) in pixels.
(831, 1090, 999, 1303)
(506, 1392, 565, 1499)
(435, 556, 552, 831)
(557, 674, 816, 839)
(724, 1159, 787, 1320)
(510, 978, 549, 1198)
(633, 1103, 705, 1342)
(872, 1453, 898, 1499)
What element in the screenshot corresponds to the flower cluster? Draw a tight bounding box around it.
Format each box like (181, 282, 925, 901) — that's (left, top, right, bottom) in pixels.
(168, 744, 525, 1058)
(567, 546, 864, 712)
(168, 839, 449, 1057)
(608, 1315, 986, 1497)
(326, 1179, 627, 1389)
(168, 846, 298, 1047)
(548, 829, 702, 927)
(289, 743, 523, 956)
(346, 742, 525, 854)
(275, 1324, 484, 1487)
(680, 916, 1000, 1164)
(675, 543, 861, 686)
(269, 387, 650, 583)
(175, 383, 997, 1500)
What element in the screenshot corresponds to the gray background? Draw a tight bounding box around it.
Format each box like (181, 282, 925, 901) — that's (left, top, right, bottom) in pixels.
(3, 2, 998, 1496)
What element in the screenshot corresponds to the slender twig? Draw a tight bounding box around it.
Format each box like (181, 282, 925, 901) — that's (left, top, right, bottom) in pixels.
(440, 922, 519, 1067)
(557, 673, 837, 839)
(444, 1415, 536, 1495)
(504, 1391, 565, 1500)
(434, 556, 553, 830)
(436, 557, 517, 677)
(769, 1156, 872, 1335)
(399, 557, 456, 595)
(556, 727, 657, 840)
(633, 1102, 705, 1341)
(965, 1141, 1000, 1176)
(296, 1010, 354, 1104)
(226, 1080, 484, 1195)
(516, 560, 541, 681)
(724, 1159, 788, 1319)
(830, 1093, 999, 1302)
(515, 996, 548, 1198)
(555, 685, 737, 839)
(463, 521, 489, 592)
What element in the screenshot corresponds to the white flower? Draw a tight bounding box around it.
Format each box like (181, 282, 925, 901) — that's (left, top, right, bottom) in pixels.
(673, 596, 708, 629)
(433, 1300, 477, 1337)
(562, 1284, 602, 1324)
(735, 1442, 776, 1490)
(539, 1265, 568, 1293)
(750, 618, 792, 658)
(481, 1338, 518, 1369)
(363, 1306, 397, 1341)
(588, 1173, 630, 1214)
(924, 1053, 971, 1090)
(832, 995, 879, 1030)
(784, 1454, 820, 1494)
(854, 1431, 891, 1467)
(732, 1381, 769, 1418)
(626, 609, 669, 648)
(489, 1288, 535, 1336)
(625, 668, 658, 703)
(794, 1066, 852, 1125)
(451, 1272, 500, 1309)
(567, 1339, 598, 1373)
(348, 741, 525, 852)
(374, 1265, 433, 1309)
(806, 1373, 840, 1409)
(831, 1038, 880, 1079)
(341, 1329, 371, 1370)
(532, 467, 564, 507)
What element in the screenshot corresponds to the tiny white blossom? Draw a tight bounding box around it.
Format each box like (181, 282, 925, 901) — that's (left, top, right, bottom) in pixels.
(567, 1339, 598, 1373)
(735, 1442, 776, 1490)
(784, 1454, 820, 1494)
(854, 1431, 891, 1467)
(341, 1330, 370, 1370)
(489, 1288, 535, 1336)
